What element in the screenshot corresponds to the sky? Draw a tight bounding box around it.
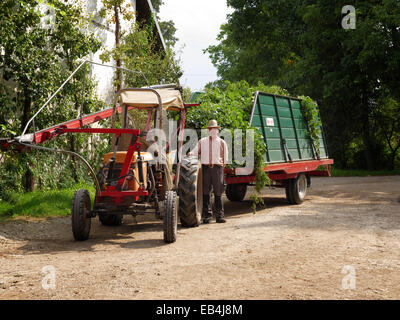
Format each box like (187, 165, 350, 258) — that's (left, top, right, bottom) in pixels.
(158, 0, 232, 92)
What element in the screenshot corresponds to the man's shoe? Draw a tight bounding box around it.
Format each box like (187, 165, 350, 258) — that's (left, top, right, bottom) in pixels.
(203, 218, 210, 224)
(216, 218, 226, 223)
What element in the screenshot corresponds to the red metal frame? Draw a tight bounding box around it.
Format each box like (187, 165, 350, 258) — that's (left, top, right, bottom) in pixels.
(32, 106, 135, 144)
(145, 110, 153, 132)
(224, 159, 333, 184)
(58, 128, 140, 135)
(99, 188, 149, 204)
(58, 127, 148, 203)
(263, 159, 333, 174)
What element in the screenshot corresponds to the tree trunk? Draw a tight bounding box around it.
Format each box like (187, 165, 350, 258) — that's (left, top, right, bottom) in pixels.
(389, 145, 400, 170)
(24, 166, 35, 192)
(390, 153, 396, 170)
(69, 135, 79, 182)
(21, 91, 32, 135)
(362, 132, 374, 170)
(361, 90, 375, 170)
(22, 92, 35, 192)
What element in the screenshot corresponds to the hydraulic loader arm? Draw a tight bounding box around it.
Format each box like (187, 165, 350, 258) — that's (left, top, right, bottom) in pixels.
(0, 105, 134, 151)
(1, 101, 199, 151)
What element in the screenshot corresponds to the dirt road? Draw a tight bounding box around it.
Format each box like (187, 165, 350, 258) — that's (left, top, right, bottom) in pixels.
(1, 176, 400, 299)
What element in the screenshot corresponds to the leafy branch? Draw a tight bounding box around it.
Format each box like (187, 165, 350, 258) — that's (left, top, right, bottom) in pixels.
(0, 124, 16, 137)
(186, 80, 280, 212)
(298, 95, 322, 156)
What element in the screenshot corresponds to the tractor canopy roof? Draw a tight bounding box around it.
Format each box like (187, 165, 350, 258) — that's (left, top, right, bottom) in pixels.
(119, 88, 184, 111)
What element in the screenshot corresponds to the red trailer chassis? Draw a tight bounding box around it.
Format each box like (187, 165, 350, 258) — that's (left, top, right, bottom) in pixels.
(223, 158, 333, 205)
(224, 159, 333, 185)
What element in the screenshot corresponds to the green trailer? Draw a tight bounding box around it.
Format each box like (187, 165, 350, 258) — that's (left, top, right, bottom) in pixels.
(249, 92, 329, 163)
(190, 90, 333, 204)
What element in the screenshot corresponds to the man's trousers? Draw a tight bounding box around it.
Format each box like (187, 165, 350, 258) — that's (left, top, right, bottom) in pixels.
(201, 165, 225, 220)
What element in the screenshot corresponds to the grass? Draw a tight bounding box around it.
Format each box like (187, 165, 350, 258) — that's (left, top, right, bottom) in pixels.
(331, 167, 400, 177)
(0, 183, 96, 220)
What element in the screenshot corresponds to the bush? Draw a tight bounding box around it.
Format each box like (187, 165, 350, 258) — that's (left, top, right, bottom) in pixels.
(187, 80, 321, 210)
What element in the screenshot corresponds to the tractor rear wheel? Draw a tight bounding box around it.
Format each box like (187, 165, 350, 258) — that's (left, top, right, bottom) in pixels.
(286, 173, 307, 205)
(178, 156, 202, 227)
(71, 189, 92, 241)
(164, 190, 178, 243)
(99, 213, 123, 226)
(226, 184, 247, 202)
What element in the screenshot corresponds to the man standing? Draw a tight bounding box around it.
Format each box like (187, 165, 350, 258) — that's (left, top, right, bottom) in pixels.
(189, 120, 228, 224)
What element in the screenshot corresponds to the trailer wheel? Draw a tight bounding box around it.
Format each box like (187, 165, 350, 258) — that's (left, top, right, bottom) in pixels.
(164, 190, 178, 243)
(286, 173, 307, 205)
(285, 183, 294, 204)
(71, 189, 92, 241)
(99, 213, 123, 226)
(226, 184, 247, 202)
(178, 156, 202, 228)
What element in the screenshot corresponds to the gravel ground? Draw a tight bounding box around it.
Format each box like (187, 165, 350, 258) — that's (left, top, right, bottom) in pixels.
(0, 175, 400, 299)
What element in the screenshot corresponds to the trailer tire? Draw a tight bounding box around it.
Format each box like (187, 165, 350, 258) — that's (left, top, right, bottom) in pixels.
(285, 183, 294, 204)
(164, 190, 178, 243)
(99, 213, 123, 226)
(178, 156, 202, 228)
(71, 189, 92, 241)
(226, 184, 247, 202)
(286, 173, 307, 205)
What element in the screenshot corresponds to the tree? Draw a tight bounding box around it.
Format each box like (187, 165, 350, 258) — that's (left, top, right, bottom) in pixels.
(120, 22, 183, 87)
(150, 0, 179, 48)
(0, 0, 102, 193)
(1, 0, 101, 133)
(1, 0, 57, 135)
(100, 0, 135, 92)
(99, 0, 181, 88)
(159, 20, 178, 47)
(206, 0, 305, 87)
(206, 0, 400, 170)
(294, 0, 400, 170)
(375, 95, 400, 169)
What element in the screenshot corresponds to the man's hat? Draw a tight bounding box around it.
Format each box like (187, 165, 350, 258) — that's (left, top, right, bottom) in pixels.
(207, 119, 220, 129)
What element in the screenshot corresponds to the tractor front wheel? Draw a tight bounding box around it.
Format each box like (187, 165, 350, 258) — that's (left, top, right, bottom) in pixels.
(164, 190, 178, 243)
(71, 189, 92, 241)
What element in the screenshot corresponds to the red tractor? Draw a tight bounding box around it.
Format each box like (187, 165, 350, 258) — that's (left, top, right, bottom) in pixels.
(1, 84, 203, 243)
